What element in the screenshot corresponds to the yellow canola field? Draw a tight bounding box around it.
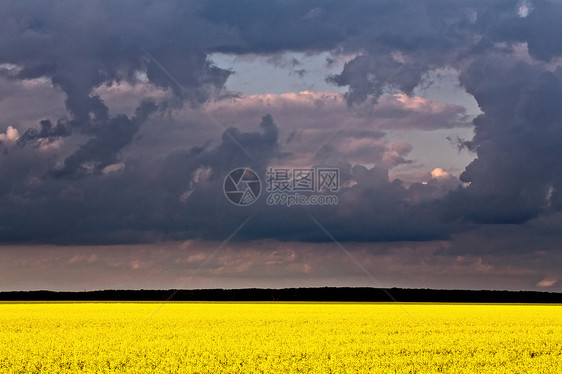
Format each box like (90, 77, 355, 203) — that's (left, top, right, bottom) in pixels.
(1, 302, 561, 373)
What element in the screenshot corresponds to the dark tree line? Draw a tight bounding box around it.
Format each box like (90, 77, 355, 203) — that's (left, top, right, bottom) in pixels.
(1, 288, 561, 303)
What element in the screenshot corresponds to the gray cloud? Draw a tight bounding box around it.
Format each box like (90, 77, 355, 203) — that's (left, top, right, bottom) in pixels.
(0, 0, 234, 177)
(17, 119, 71, 147)
(444, 54, 562, 224)
(1, 0, 562, 264)
(199, 0, 562, 229)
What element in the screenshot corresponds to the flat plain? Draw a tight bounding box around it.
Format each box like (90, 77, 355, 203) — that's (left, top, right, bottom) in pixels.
(1, 302, 560, 373)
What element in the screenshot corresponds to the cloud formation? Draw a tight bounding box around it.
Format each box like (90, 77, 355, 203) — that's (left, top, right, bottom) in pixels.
(0, 0, 561, 288)
(0, 1, 233, 177)
(2, 237, 559, 292)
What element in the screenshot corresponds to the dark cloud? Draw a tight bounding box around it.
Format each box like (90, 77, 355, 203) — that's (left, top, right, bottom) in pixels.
(197, 0, 562, 230)
(0, 111, 459, 245)
(0, 114, 283, 244)
(0, 0, 234, 177)
(444, 56, 562, 224)
(1, 0, 562, 265)
(50, 99, 158, 179)
(17, 119, 71, 147)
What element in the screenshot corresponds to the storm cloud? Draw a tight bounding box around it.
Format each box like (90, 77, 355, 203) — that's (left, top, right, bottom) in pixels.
(0, 1, 233, 177)
(1, 0, 562, 291)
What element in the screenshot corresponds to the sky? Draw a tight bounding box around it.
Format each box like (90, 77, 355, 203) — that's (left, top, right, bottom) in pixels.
(1, 0, 561, 292)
